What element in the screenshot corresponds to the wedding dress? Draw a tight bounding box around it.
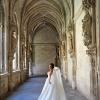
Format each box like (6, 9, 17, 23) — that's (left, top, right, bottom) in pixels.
(38, 67, 67, 100)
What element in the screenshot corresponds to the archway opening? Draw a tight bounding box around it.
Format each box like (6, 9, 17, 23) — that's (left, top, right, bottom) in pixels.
(30, 23, 60, 75)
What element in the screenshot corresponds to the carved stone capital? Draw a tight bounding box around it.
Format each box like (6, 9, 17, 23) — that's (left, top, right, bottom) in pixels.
(21, 34, 25, 45)
(68, 21, 73, 32)
(86, 47, 96, 56)
(82, 0, 96, 10)
(67, 31, 74, 56)
(61, 41, 65, 56)
(62, 33, 66, 40)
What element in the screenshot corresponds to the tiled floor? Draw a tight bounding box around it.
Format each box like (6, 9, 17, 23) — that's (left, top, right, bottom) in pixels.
(6, 77, 87, 100)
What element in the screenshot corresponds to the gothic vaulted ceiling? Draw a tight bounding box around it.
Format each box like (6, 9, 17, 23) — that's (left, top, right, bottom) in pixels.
(10, 0, 70, 39)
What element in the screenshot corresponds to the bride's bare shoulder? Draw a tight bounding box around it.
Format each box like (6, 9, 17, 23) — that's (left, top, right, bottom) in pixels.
(47, 71, 52, 76)
(47, 71, 50, 75)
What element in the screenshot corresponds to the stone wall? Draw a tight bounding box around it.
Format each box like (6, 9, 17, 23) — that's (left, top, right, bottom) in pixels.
(0, 73, 8, 98)
(66, 0, 100, 100)
(0, 70, 27, 99)
(66, 0, 91, 99)
(32, 25, 58, 75)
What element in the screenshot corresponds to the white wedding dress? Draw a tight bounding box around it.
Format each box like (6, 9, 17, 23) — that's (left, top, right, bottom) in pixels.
(38, 67, 67, 100)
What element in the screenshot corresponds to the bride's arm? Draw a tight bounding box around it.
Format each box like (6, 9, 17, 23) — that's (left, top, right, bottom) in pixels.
(48, 72, 52, 84)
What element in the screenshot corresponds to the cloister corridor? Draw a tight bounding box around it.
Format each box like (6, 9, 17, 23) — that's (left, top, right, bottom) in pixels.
(0, 0, 100, 100)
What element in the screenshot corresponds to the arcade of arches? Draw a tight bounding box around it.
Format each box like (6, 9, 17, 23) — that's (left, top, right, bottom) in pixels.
(0, 0, 100, 100)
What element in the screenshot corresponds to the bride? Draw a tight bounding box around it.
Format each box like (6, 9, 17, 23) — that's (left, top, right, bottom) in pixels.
(38, 63, 67, 100)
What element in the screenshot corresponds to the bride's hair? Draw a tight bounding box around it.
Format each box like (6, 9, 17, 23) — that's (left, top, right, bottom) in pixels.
(50, 63, 54, 69)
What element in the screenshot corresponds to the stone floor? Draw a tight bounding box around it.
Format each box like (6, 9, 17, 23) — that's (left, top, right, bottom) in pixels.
(6, 77, 88, 100)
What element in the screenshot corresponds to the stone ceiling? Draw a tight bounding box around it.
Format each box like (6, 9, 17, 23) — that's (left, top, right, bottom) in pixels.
(8, 0, 71, 40)
(22, 0, 70, 33)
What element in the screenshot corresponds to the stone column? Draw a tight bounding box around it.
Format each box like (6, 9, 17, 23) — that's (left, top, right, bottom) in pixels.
(17, 23, 21, 82)
(4, 17, 8, 73)
(8, 24, 16, 90)
(67, 19, 77, 89)
(8, 0, 12, 91)
(8, 2, 13, 90)
(55, 45, 60, 67)
(20, 34, 25, 82)
(86, 48, 97, 100)
(96, 0, 100, 99)
(0, 1, 5, 73)
(60, 40, 65, 78)
(7, 0, 19, 90)
(8, 52, 13, 90)
(66, 0, 77, 89)
(25, 33, 29, 78)
(30, 44, 35, 76)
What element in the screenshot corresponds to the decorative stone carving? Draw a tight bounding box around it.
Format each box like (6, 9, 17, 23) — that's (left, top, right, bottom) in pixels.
(82, 10, 92, 48)
(20, 33, 26, 69)
(21, 34, 25, 45)
(61, 41, 65, 56)
(82, 0, 95, 10)
(82, 1, 98, 99)
(68, 32, 73, 54)
(67, 20, 74, 56)
(55, 45, 60, 66)
(86, 47, 96, 56)
(68, 20, 73, 32)
(11, 31, 17, 53)
(86, 47, 98, 99)
(62, 33, 66, 40)
(10, 16, 18, 54)
(62, 41, 65, 56)
(29, 44, 32, 59)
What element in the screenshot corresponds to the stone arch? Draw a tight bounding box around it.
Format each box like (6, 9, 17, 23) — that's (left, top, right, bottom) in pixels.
(30, 23, 59, 75)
